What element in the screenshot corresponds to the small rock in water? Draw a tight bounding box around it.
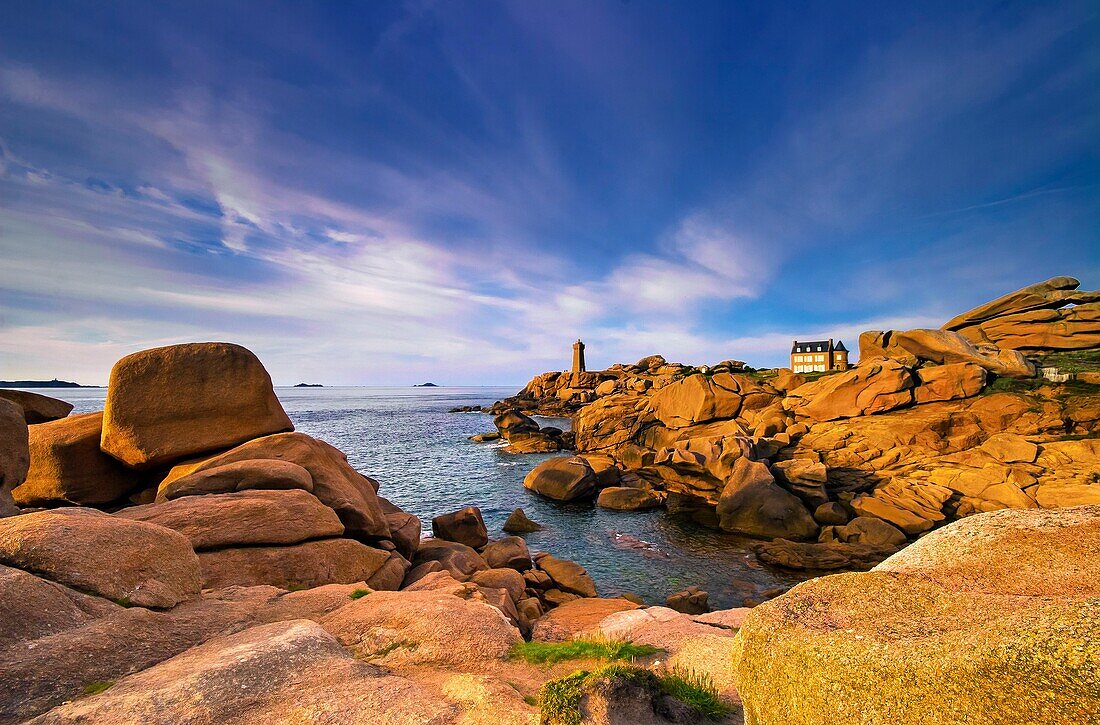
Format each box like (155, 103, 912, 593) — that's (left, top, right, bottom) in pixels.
(502, 507, 543, 533)
(468, 431, 500, 442)
(609, 531, 669, 559)
(666, 585, 709, 615)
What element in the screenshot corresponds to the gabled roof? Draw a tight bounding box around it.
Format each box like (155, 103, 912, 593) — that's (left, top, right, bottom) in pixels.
(833, 340, 847, 352)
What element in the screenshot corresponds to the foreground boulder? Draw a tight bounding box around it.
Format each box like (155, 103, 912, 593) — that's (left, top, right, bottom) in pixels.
(14, 412, 145, 506)
(0, 508, 200, 608)
(116, 490, 344, 549)
(27, 619, 456, 725)
(160, 432, 390, 541)
(158, 459, 314, 500)
(412, 538, 489, 581)
(735, 506, 1100, 724)
(0, 389, 73, 424)
(101, 342, 294, 469)
(523, 456, 598, 501)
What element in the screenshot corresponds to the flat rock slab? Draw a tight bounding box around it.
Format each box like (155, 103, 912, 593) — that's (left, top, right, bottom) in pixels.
(0, 508, 200, 608)
(24, 620, 457, 725)
(198, 537, 395, 590)
(160, 432, 390, 541)
(116, 489, 343, 550)
(100, 342, 294, 469)
(532, 597, 639, 642)
(158, 459, 314, 500)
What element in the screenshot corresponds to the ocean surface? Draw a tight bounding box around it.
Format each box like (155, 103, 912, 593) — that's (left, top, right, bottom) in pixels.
(34, 385, 809, 608)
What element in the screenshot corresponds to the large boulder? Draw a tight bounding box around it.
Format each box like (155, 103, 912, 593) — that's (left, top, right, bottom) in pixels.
(493, 409, 540, 440)
(647, 373, 744, 428)
(431, 505, 489, 549)
(412, 538, 489, 581)
(913, 362, 987, 404)
(783, 359, 915, 422)
(14, 412, 145, 506)
(716, 458, 818, 540)
(198, 538, 400, 591)
(735, 506, 1100, 725)
(537, 554, 598, 597)
(159, 432, 390, 541)
(100, 342, 293, 469)
(377, 497, 421, 560)
(26, 619, 456, 725)
(321, 589, 521, 666)
(596, 486, 662, 510)
(481, 536, 533, 571)
(115, 490, 343, 550)
(0, 399, 29, 494)
(0, 389, 73, 424)
(0, 508, 200, 608)
(523, 456, 598, 501)
(157, 459, 313, 500)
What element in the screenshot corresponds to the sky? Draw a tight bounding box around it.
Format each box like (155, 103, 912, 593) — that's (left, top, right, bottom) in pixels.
(0, 1, 1097, 385)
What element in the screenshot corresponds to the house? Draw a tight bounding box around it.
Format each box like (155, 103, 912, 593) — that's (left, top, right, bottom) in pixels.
(790, 338, 849, 373)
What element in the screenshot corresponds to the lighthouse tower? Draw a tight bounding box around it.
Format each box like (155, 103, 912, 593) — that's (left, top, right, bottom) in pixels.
(572, 339, 586, 373)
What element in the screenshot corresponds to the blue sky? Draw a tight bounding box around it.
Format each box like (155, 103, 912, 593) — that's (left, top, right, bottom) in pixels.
(1, 1, 1097, 385)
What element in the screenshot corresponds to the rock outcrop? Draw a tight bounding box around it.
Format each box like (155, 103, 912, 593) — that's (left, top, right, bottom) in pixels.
(0, 399, 29, 501)
(735, 506, 1100, 724)
(523, 456, 598, 501)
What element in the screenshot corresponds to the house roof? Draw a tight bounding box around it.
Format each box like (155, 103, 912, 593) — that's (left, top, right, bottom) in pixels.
(834, 340, 847, 352)
(791, 340, 831, 353)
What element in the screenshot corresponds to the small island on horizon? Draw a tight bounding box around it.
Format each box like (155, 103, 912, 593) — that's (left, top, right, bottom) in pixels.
(0, 379, 93, 388)
(293, 383, 323, 388)
(413, 382, 439, 387)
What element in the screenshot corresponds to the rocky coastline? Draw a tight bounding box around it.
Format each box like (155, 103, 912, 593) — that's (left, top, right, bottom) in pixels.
(0, 276, 1096, 723)
(477, 276, 1100, 576)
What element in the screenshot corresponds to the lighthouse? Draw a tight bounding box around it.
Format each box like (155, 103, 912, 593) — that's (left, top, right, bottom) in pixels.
(572, 339, 586, 373)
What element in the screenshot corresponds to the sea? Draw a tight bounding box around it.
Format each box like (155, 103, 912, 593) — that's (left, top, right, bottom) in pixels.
(32, 385, 810, 608)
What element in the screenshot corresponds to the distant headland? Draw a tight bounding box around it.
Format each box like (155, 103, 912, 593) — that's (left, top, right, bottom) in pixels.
(0, 379, 92, 388)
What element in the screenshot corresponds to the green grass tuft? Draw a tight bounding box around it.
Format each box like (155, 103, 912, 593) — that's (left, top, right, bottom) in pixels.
(285, 583, 309, 592)
(509, 638, 663, 665)
(112, 596, 133, 608)
(537, 664, 732, 724)
(659, 667, 733, 720)
(82, 681, 114, 696)
(349, 588, 370, 600)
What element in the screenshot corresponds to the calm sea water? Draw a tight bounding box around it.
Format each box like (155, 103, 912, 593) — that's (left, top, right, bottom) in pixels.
(31, 386, 807, 608)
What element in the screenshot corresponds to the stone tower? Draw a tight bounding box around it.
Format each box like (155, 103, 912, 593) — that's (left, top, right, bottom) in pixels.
(572, 339, 586, 373)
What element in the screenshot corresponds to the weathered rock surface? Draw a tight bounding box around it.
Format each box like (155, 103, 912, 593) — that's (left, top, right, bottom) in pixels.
(665, 586, 708, 614)
(523, 456, 598, 501)
(101, 342, 294, 469)
(596, 486, 661, 510)
(532, 597, 640, 642)
(481, 536, 533, 571)
(26, 619, 456, 725)
(716, 458, 817, 539)
(0, 389, 73, 424)
(413, 538, 489, 581)
(321, 589, 521, 666)
(538, 554, 598, 597)
(0, 399, 29, 494)
(0, 508, 200, 608)
(14, 412, 145, 506)
(116, 489, 344, 549)
(912, 362, 986, 404)
(158, 458, 314, 500)
(859, 329, 1035, 378)
(736, 506, 1100, 725)
(432, 505, 489, 549)
(198, 538, 398, 590)
(378, 496, 422, 560)
(783, 358, 915, 421)
(160, 432, 390, 541)
(0, 564, 120, 645)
